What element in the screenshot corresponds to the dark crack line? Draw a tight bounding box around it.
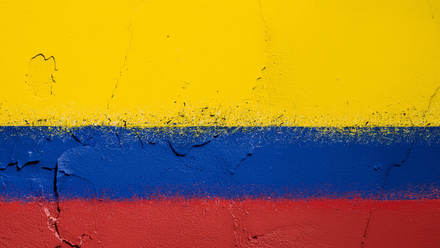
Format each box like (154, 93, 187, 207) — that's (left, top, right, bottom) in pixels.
(21, 160, 40, 168)
(27, 54, 58, 97)
(193, 140, 212, 148)
(364, 145, 414, 247)
(108, 22, 133, 109)
(54, 227, 80, 248)
(168, 141, 185, 157)
(428, 86, 440, 110)
(230, 153, 252, 175)
(29, 54, 58, 70)
(427, 0, 440, 29)
(229, 201, 239, 248)
(257, 0, 268, 31)
(168, 139, 213, 157)
(366, 145, 413, 246)
(382, 145, 413, 190)
(58, 170, 95, 185)
(0, 162, 18, 171)
(53, 163, 81, 247)
(115, 132, 123, 148)
(50, 74, 56, 96)
(71, 133, 84, 145)
(85, 135, 95, 143)
(0, 161, 40, 172)
(382, 165, 394, 190)
(136, 132, 145, 149)
(361, 208, 373, 248)
(53, 163, 60, 215)
(136, 132, 156, 149)
(70, 131, 95, 146)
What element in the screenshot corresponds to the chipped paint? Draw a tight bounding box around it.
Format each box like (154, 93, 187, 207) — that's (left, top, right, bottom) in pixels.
(26, 54, 57, 99)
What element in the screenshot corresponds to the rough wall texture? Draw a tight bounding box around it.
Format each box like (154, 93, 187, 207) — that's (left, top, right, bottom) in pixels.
(1, 0, 440, 247)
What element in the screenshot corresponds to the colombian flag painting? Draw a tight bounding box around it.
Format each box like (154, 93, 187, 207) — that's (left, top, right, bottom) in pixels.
(1, 1, 440, 247)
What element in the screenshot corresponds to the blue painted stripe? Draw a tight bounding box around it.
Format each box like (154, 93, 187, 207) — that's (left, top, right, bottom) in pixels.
(0, 126, 439, 200)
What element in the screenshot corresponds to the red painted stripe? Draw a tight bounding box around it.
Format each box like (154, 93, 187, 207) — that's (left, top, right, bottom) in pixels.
(1, 199, 439, 247)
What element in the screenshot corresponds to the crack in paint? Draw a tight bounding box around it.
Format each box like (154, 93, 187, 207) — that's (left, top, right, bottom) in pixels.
(26, 54, 58, 99)
(257, 0, 268, 32)
(428, 86, 440, 110)
(361, 207, 373, 248)
(364, 144, 415, 246)
(382, 145, 414, 190)
(0, 127, 437, 246)
(70, 130, 96, 146)
(108, 21, 133, 109)
(230, 153, 252, 175)
(135, 132, 156, 150)
(168, 136, 216, 157)
(70, 133, 84, 145)
(427, 0, 440, 29)
(57, 167, 97, 196)
(228, 200, 239, 247)
(136, 132, 145, 149)
(168, 141, 185, 157)
(115, 132, 123, 149)
(58, 170, 94, 185)
(45, 163, 81, 247)
(0, 161, 40, 172)
(40, 160, 100, 247)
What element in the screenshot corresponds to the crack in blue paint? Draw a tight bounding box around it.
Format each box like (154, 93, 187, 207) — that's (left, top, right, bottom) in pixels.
(0, 126, 439, 201)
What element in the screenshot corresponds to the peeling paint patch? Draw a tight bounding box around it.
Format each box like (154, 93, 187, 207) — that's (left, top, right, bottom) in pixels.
(26, 54, 57, 99)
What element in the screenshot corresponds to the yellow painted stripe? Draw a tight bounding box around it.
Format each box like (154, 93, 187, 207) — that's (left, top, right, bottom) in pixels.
(1, 0, 440, 127)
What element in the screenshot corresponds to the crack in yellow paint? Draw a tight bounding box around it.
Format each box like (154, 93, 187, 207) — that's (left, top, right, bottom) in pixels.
(26, 54, 57, 99)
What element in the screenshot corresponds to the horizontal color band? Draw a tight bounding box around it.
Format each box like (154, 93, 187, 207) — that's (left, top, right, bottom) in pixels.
(0, 199, 439, 247)
(1, 126, 439, 200)
(1, 0, 440, 127)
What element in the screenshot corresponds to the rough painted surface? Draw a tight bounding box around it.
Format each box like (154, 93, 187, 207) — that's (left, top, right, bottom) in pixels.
(2, 0, 440, 247)
(0, 127, 439, 246)
(1, 0, 440, 126)
(1, 127, 439, 200)
(1, 199, 439, 247)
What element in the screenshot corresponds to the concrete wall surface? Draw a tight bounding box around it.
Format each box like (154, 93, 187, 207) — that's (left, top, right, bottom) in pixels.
(1, 0, 440, 247)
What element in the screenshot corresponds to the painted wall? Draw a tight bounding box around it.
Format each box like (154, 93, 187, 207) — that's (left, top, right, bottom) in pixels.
(1, 0, 440, 247)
